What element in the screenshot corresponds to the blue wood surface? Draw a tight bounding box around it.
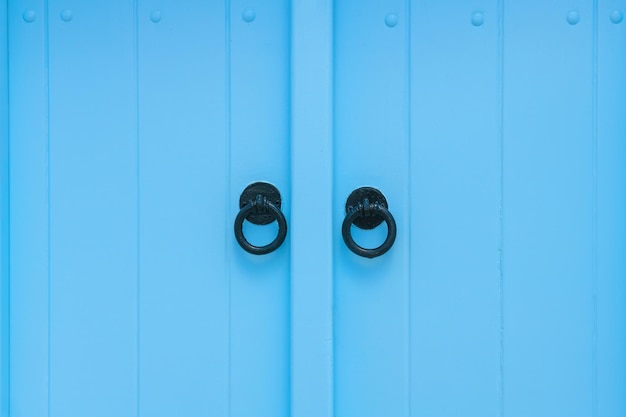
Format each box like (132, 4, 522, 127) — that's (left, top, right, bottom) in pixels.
(8, 1, 50, 416)
(290, 1, 335, 416)
(137, 1, 229, 416)
(410, 1, 500, 416)
(503, 1, 594, 415)
(333, 1, 410, 416)
(2, 1, 626, 416)
(0, 1, 8, 416)
(228, 0, 291, 415)
(597, 0, 626, 414)
(47, 1, 137, 415)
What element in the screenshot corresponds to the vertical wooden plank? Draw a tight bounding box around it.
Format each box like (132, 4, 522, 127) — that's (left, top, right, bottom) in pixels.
(137, 1, 229, 415)
(47, 1, 138, 415)
(502, 1, 594, 415)
(7, 1, 49, 416)
(290, 1, 334, 416)
(409, 1, 500, 416)
(0, 1, 8, 415)
(597, 1, 626, 415)
(229, 1, 291, 416)
(333, 1, 410, 416)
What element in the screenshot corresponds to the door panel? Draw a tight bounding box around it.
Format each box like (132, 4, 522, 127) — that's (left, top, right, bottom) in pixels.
(597, 0, 626, 414)
(333, 1, 410, 416)
(228, 0, 291, 416)
(48, 1, 137, 415)
(0, 1, 7, 415)
(7, 1, 290, 416)
(502, 1, 594, 415)
(410, 1, 500, 416)
(289, 1, 334, 416)
(137, 1, 229, 416)
(8, 1, 49, 416)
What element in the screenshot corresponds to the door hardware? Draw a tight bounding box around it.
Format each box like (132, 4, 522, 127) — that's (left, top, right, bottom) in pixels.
(234, 182, 287, 255)
(342, 187, 397, 258)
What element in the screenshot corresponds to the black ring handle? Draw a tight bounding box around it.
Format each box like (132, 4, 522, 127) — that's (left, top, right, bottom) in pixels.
(342, 196, 397, 259)
(234, 193, 288, 255)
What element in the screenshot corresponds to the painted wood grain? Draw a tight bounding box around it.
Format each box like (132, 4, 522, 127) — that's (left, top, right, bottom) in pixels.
(410, 1, 500, 415)
(8, 1, 49, 416)
(48, 1, 138, 415)
(0, 1, 8, 416)
(333, 1, 410, 416)
(137, 1, 229, 415)
(2, 1, 625, 415)
(503, 1, 594, 415)
(290, 1, 335, 416)
(597, 0, 626, 415)
(228, 1, 291, 416)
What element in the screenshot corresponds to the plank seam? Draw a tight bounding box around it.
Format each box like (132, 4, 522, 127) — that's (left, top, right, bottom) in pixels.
(134, 0, 140, 415)
(330, 20, 335, 414)
(497, 0, 505, 416)
(286, 0, 293, 414)
(405, 0, 412, 415)
(44, 1, 51, 415)
(2, 1, 11, 415)
(225, 0, 232, 415)
(591, 0, 599, 416)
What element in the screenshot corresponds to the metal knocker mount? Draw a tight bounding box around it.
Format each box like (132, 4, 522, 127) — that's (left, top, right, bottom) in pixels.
(234, 182, 287, 255)
(342, 187, 397, 258)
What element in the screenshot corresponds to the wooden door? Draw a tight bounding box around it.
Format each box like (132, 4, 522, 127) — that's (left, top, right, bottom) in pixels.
(1, 1, 625, 417)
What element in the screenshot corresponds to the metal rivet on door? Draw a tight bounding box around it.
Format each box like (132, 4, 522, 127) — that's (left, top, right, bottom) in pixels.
(234, 182, 287, 255)
(342, 187, 397, 259)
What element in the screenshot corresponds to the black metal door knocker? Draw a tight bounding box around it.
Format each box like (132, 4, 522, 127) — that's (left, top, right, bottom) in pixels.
(234, 182, 288, 255)
(342, 187, 397, 258)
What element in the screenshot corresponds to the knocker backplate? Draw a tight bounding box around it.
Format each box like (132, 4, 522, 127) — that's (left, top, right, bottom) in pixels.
(345, 186, 388, 230)
(239, 182, 282, 225)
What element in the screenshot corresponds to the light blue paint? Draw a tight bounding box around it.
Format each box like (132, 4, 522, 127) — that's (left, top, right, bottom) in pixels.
(0, 1, 9, 416)
(290, 1, 335, 416)
(228, 0, 291, 415)
(8, 1, 49, 416)
(333, 0, 410, 416)
(410, 1, 500, 416)
(503, 1, 595, 416)
(1, 1, 625, 416)
(597, 0, 626, 415)
(137, 1, 229, 416)
(47, 1, 137, 415)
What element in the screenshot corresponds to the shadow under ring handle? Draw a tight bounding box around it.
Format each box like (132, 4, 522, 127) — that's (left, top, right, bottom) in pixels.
(342, 201, 397, 259)
(234, 194, 288, 255)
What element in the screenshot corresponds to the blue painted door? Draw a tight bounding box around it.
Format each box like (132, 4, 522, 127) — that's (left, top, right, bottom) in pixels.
(1, 1, 625, 417)
(332, 2, 626, 416)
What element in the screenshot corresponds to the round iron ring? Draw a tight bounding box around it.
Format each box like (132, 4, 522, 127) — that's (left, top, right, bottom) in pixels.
(234, 196, 287, 255)
(342, 202, 396, 258)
